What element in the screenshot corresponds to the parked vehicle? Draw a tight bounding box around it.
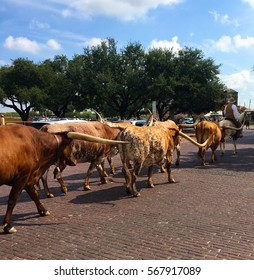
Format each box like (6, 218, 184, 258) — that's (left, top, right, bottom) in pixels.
(28, 119, 87, 130)
(182, 117, 194, 124)
(130, 120, 148, 126)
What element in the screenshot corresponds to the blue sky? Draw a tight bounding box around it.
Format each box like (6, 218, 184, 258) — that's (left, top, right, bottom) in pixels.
(1, 0, 254, 112)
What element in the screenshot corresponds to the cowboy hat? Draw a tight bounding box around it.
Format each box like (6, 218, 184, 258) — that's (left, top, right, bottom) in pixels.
(227, 97, 235, 103)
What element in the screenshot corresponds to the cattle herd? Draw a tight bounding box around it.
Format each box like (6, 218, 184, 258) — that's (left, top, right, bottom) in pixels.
(0, 111, 248, 233)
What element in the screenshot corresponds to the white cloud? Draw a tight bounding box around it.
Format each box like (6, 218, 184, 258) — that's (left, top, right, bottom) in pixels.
(243, 0, 254, 9)
(209, 10, 239, 27)
(46, 39, 61, 50)
(83, 37, 104, 47)
(234, 35, 254, 48)
(29, 19, 50, 30)
(211, 36, 234, 52)
(4, 36, 62, 54)
(208, 35, 254, 53)
(149, 36, 182, 52)
(4, 36, 40, 54)
(220, 70, 254, 107)
(40, 0, 183, 21)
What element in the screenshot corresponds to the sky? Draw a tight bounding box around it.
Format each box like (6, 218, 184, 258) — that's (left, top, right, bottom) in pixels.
(1, 0, 254, 112)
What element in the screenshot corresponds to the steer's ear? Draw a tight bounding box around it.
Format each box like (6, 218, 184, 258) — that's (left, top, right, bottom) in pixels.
(167, 127, 179, 133)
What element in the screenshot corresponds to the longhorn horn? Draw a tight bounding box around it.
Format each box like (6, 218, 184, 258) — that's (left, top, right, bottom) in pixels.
(178, 120, 199, 128)
(178, 130, 215, 148)
(146, 109, 153, 126)
(67, 132, 129, 145)
(93, 110, 103, 123)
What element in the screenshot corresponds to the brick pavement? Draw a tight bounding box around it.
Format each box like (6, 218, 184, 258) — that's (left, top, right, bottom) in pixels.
(1, 128, 254, 260)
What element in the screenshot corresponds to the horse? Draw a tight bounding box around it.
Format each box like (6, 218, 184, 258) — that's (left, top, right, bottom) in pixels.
(219, 111, 247, 155)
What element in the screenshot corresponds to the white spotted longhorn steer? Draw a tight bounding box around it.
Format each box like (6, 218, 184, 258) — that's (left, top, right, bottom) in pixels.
(117, 125, 213, 197)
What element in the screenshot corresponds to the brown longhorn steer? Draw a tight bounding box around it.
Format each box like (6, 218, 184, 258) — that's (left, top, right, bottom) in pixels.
(117, 125, 214, 197)
(195, 120, 222, 166)
(40, 121, 124, 197)
(0, 124, 127, 233)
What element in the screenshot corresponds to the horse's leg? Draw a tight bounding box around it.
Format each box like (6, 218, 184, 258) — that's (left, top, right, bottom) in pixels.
(232, 139, 237, 155)
(220, 141, 225, 156)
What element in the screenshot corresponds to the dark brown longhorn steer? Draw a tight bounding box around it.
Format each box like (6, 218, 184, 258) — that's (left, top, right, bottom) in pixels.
(117, 125, 214, 197)
(0, 124, 127, 233)
(40, 121, 124, 197)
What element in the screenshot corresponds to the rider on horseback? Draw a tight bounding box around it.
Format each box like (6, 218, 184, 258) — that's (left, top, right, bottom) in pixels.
(223, 97, 243, 139)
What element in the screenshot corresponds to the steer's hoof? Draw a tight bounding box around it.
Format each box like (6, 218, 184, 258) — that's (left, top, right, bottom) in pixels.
(133, 192, 141, 197)
(47, 193, 54, 198)
(84, 185, 91, 191)
(61, 188, 68, 194)
(3, 224, 17, 234)
(39, 210, 50, 216)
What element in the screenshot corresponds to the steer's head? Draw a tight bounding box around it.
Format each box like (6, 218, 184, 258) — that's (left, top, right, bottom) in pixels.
(61, 142, 78, 166)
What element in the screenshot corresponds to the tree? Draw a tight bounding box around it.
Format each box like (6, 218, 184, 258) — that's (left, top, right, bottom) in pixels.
(78, 38, 149, 119)
(173, 48, 225, 115)
(40, 55, 77, 118)
(75, 39, 118, 115)
(0, 42, 226, 121)
(115, 42, 148, 119)
(146, 48, 177, 120)
(0, 58, 47, 120)
(145, 47, 225, 120)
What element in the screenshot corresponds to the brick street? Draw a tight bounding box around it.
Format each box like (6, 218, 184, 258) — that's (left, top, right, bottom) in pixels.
(1, 128, 254, 260)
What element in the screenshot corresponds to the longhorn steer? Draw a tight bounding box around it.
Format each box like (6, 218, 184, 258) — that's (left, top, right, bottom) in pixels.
(195, 120, 222, 166)
(0, 124, 126, 233)
(117, 125, 213, 197)
(102, 120, 134, 175)
(40, 121, 123, 197)
(153, 120, 181, 166)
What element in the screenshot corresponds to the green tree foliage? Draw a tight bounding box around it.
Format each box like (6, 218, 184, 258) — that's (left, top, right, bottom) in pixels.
(173, 48, 224, 116)
(146, 48, 176, 120)
(76, 38, 148, 119)
(146, 47, 225, 120)
(0, 40, 225, 120)
(0, 58, 47, 120)
(40, 55, 77, 118)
